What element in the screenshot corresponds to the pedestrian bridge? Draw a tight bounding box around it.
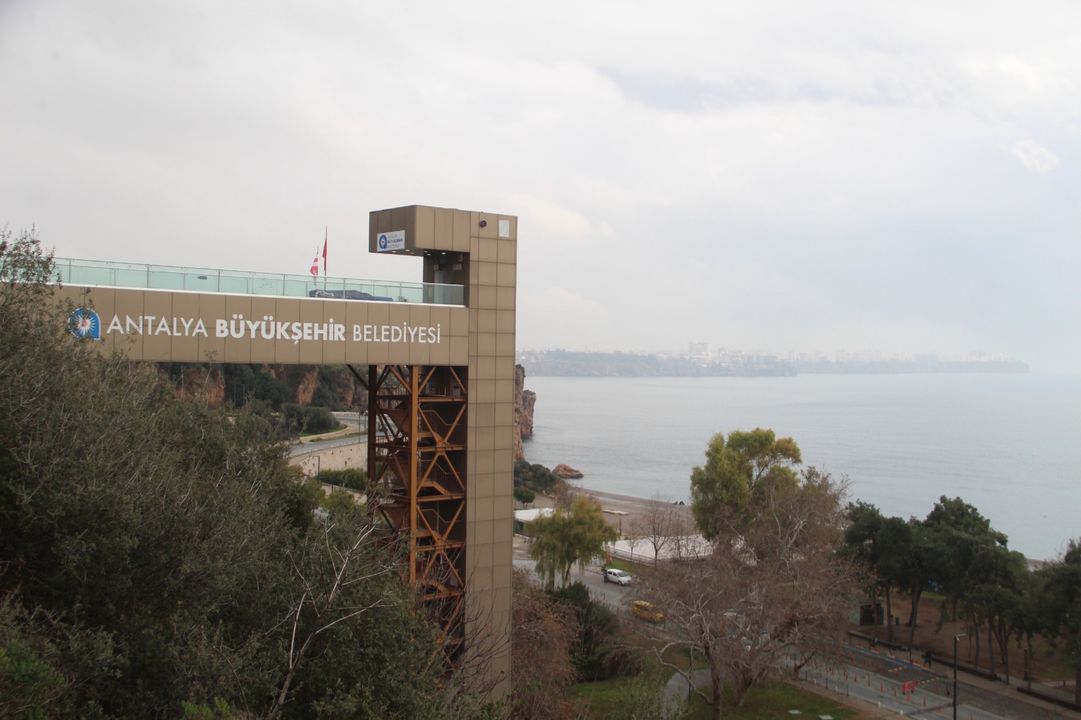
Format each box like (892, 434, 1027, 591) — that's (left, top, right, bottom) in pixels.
(55, 256, 471, 366)
(53, 257, 466, 306)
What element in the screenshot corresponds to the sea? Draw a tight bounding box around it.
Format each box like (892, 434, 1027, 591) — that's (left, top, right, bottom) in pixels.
(521, 373, 1081, 561)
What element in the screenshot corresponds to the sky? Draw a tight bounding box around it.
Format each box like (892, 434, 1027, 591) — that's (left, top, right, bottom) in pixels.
(2, 2, 1080, 371)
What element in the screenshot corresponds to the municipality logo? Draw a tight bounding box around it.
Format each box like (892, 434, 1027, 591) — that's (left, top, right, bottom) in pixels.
(378, 234, 388, 250)
(68, 308, 101, 340)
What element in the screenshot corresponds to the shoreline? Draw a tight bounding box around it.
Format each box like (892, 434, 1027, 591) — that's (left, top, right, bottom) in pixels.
(522, 477, 1054, 566)
(528, 481, 694, 537)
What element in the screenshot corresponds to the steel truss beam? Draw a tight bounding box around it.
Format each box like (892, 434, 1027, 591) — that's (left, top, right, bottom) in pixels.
(368, 364, 468, 665)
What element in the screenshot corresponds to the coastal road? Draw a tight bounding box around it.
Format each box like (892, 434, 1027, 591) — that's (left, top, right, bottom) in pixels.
(512, 545, 631, 608)
(288, 435, 365, 456)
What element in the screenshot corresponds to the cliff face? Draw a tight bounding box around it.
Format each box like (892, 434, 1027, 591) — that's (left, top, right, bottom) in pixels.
(164, 363, 367, 410)
(513, 364, 536, 461)
(293, 367, 320, 405)
(170, 365, 226, 407)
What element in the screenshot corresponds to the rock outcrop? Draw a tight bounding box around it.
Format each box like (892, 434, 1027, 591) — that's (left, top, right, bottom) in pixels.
(163, 363, 367, 410)
(293, 367, 321, 406)
(552, 464, 583, 480)
(169, 365, 226, 407)
(513, 364, 537, 461)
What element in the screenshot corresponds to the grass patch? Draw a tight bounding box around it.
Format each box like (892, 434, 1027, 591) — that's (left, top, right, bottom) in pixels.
(299, 425, 351, 438)
(1032, 636, 1077, 682)
(573, 674, 646, 708)
(602, 557, 639, 574)
(683, 681, 861, 720)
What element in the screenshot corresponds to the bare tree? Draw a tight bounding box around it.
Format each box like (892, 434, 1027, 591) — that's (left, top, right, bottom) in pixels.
(639, 471, 856, 718)
(630, 494, 683, 565)
(510, 569, 584, 720)
(266, 516, 395, 720)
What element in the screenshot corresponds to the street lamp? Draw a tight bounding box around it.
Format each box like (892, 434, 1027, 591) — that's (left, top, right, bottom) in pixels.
(953, 632, 967, 720)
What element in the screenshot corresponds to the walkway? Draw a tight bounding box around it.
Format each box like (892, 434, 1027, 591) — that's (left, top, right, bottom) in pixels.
(660, 646, 1079, 720)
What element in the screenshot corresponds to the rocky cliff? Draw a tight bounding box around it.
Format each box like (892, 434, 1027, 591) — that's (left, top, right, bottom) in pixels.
(168, 365, 226, 407)
(163, 363, 366, 410)
(513, 364, 536, 461)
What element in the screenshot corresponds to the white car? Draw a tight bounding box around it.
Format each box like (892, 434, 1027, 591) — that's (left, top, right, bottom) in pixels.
(603, 568, 632, 586)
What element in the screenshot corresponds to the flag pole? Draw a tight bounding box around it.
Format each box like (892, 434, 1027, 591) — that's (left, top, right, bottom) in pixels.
(323, 226, 328, 291)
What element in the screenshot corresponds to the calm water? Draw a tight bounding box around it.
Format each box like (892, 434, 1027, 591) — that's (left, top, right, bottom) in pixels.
(522, 374, 1081, 560)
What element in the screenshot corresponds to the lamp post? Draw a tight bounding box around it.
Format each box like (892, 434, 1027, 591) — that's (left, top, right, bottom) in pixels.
(953, 632, 967, 720)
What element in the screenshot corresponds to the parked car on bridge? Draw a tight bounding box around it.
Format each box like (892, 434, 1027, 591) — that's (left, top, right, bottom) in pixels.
(308, 289, 394, 302)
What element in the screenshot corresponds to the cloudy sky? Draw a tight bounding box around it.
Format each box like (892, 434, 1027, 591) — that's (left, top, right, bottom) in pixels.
(3, 2, 1079, 370)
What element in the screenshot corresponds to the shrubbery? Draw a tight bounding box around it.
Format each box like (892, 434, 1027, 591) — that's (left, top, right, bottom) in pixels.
(282, 402, 339, 435)
(551, 582, 641, 682)
(0, 231, 487, 720)
(316, 468, 368, 492)
(513, 485, 536, 505)
(514, 459, 558, 494)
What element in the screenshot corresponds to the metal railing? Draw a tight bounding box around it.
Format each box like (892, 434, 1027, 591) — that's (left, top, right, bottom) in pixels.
(52, 257, 465, 306)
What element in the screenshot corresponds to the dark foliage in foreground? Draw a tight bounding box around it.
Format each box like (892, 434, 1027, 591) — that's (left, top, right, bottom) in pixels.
(0, 230, 488, 719)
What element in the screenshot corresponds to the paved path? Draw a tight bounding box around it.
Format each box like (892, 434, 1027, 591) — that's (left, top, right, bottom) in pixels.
(662, 668, 709, 719)
(798, 646, 1079, 720)
(511, 545, 631, 608)
(288, 434, 365, 456)
(655, 646, 1079, 720)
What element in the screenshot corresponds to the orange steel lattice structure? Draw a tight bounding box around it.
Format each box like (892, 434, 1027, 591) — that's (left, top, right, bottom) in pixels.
(367, 364, 468, 664)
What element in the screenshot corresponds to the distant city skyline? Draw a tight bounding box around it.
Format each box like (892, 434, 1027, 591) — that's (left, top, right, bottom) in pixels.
(522, 343, 1028, 365)
(518, 346, 1028, 378)
(2, 2, 1079, 372)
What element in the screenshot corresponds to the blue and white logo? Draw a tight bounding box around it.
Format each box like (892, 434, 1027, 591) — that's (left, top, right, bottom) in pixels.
(68, 308, 101, 340)
(376, 230, 405, 252)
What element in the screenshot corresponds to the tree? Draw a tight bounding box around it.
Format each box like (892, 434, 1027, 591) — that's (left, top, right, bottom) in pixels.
(924, 497, 1007, 609)
(315, 467, 368, 492)
(510, 570, 582, 720)
(690, 428, 801, 541)
(843, 501, 885, 630)
(874, 515, 915, 641)
(0, 230, 487, 719)
(529, 495, 617, 588)
(513, 459, 558, 494)
(630, 494, 685, 565)
(921, 496, 1009, 655)
(1039, 540, 1081, 703)
(843, 503, 926, 643)
(1012, 567, 1050, 684)
(895, 519, 940, 647)
(551, 581, 639, 681)
(513, 485, 536, 505)
(649, 462, 855, 718)
(969, 546, 1026, 680)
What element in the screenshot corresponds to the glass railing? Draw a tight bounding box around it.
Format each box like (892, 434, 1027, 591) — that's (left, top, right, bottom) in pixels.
(51, 258, 465, 306)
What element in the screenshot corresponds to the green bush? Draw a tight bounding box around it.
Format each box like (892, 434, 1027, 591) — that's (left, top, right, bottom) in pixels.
(513, 459, 558, 494)
(551, 583, 641, 681)
(0, 601, 71, 719)
(316, 468, 368, 492)
(0, 231, 487, 720)
(513, 485, 536, 505)
(222, 363, 292, 409)
(282, 403, 339, 435)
